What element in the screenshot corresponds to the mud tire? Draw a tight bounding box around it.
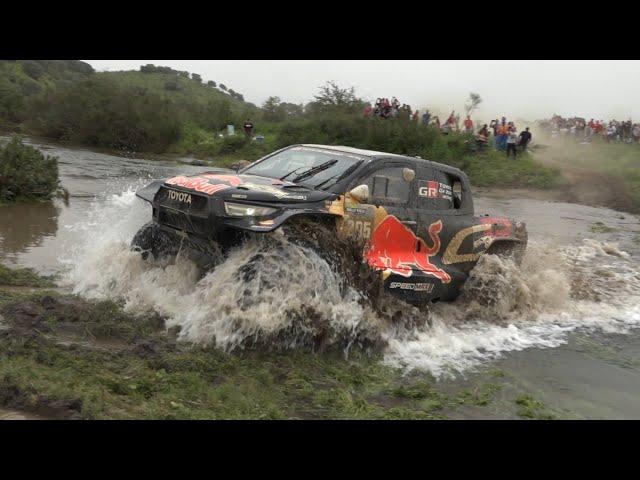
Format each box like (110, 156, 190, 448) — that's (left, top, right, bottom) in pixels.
(486, 240, 526, 265)
(131, 222, 181, 261)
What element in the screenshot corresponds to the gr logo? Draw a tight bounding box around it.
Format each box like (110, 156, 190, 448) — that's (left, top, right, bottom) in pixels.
(419, 181, 439, 198)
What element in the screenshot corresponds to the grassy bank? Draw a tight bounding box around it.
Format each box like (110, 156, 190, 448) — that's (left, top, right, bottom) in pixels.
(536, 140, 640, 211)
(0, 264, 559, 420)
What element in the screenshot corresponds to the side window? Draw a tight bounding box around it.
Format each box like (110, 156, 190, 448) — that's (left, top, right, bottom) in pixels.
(356, 166, 413, 205)
(418, 169, 456, 210)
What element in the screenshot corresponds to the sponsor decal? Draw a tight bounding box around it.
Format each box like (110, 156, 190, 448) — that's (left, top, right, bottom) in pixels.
(345, 206, 368, 216)
(165, 174, 245, 196)
(166, 176, 231, 196)
(231, 194, 248, 199)
(240, 183, 291, 199)
(167, 190, 192, 204)
(389, 282, 435, 292)
(442, 217, 515, 265)
(284, 194, 308, 201)
(419, 180, 453, 201)
(365, 215, 451, 283)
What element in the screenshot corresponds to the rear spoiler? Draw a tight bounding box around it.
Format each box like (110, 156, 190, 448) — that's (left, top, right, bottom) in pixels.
(135, 180, 165, 203)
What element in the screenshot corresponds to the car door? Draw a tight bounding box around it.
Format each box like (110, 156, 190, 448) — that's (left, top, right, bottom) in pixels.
(415, 165, 475, 301)
(340, 160, 418, 244)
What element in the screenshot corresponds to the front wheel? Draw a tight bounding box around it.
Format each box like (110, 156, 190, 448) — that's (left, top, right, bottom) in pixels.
(131, 222, 181, 261)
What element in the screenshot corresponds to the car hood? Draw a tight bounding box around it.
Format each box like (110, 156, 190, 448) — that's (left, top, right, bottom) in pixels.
(160, 169, 333, 204)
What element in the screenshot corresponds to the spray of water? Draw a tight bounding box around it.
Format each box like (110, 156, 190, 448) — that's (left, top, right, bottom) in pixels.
(62, 189, 640, 378)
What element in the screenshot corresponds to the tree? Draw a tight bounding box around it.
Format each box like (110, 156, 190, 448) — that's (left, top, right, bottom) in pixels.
(464, 92, 482, 116)
(312, 80, 362, 113)
(207, 80, 217, 87)
(219, 84, 227, 91)
(140, 64, 157, 73)
(262, 96, 284, 121)
(191, 73, 202, 83)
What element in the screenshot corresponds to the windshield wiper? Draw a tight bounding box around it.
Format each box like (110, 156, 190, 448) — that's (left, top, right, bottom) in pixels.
(279, 166, 307, 181)
(314, 160, 363, 190)
(291, 159, 338, 183)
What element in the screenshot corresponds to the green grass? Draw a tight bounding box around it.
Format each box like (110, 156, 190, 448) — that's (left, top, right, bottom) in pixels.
(0, 264, 55, 288)
(463, 149, 560, 189)
(514, 394, 556, 420)
(590, 222, 618, 234)
(541, 140, 640, 210)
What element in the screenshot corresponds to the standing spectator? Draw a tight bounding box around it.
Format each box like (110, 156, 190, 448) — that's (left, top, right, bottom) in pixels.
(363, 103, 372, 118)
(518, 127, 532, 151)
(490, 119, 500, 148)
(412, 110, 419, 122)
(476, 124, 489, 152)
(243, 118, 254, 137)
(506, 128, 519, 158)
(463, 115, 474, 134)
(434, 116, 441, 130)
(422, 110, 431, 126)
(497, 119, 509, 151)
(447, 111, 456, 128)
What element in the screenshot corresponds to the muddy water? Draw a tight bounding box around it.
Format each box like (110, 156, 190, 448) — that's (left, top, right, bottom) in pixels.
(2, 137, 640, 419)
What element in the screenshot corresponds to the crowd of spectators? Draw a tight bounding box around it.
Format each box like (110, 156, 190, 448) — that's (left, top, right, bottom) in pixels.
(539, 115, 640, 144)
(364, 97, 419, 120)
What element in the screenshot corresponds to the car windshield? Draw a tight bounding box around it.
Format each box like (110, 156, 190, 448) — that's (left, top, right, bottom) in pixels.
(242, 147, 364, 189)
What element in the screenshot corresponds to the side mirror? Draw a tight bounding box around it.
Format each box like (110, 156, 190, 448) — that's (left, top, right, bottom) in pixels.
(349, 184, 369, 203)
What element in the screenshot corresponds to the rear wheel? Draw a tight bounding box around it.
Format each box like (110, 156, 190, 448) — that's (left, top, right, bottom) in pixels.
(485, 240, 526, 265)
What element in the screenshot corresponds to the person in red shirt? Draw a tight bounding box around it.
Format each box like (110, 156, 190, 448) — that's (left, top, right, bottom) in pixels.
(412, 110, 419, 122)
(464, 115, 474, 134)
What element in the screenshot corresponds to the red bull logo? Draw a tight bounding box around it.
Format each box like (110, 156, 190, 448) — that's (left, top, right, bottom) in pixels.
(165, 174, 244, 196)
(365, 215, 451, 283)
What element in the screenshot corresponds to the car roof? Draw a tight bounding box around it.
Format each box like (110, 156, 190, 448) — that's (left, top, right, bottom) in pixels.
(298, 144, 467, 178)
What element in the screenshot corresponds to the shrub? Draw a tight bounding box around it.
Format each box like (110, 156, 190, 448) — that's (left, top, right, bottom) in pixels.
(25, 77, 181, 152)
(20, 60, 45, 80)
(0, 136, 60, 202)
(164, 80, 180, 91)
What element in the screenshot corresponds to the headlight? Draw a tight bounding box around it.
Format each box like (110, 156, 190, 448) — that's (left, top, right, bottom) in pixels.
(224, 202, 277, 217)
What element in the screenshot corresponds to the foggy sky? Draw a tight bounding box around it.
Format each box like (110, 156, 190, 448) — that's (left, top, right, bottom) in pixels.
(85, 60, 640, 121)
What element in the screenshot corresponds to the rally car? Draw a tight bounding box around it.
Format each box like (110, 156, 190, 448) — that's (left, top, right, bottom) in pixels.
(132, 144, 527, 304)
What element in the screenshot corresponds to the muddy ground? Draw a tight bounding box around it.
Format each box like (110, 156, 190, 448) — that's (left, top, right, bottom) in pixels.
(0, 268, 560, 420)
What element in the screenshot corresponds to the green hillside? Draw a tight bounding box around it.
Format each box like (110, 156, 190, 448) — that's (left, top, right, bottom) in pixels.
(99, 69, 256, 114)
(0, 61, 260, 153)
(0, 60, 94, 126)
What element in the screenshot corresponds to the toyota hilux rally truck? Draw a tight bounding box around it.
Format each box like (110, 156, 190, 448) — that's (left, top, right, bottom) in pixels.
(132, 144, 527, 305)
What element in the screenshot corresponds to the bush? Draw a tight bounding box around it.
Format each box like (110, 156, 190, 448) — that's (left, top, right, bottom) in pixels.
(20, 61, 45, 80)
(164, 80, 180, 91)
(0, 136, 60, 202)
(218, 135, 249, 154)
(25, 77, 181, 153)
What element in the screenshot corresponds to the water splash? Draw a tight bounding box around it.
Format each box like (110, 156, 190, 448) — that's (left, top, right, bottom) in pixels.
(63, 188, 640, 378)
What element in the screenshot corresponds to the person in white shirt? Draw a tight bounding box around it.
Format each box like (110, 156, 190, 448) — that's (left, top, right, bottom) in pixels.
(506, 128, 519, 158)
